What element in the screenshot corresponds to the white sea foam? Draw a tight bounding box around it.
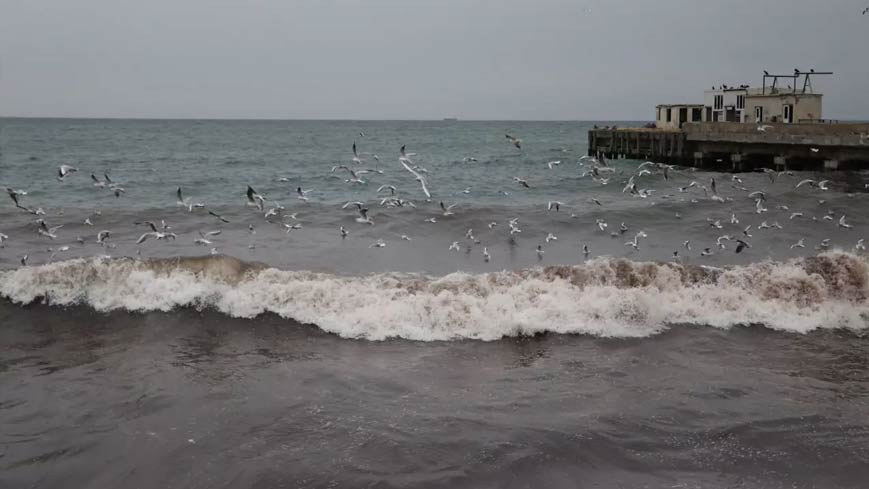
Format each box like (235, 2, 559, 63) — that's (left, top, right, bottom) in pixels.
(1, 253, 867, 341)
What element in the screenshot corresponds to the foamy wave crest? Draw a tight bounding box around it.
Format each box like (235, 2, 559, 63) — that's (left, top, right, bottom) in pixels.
(1, 253, 867, 340)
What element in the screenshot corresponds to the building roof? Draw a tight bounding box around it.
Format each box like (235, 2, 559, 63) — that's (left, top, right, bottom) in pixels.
(745, 92, 822, 98)
(656, 104, 705, 108)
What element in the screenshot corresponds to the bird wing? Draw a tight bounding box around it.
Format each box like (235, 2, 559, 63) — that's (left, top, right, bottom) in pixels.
(136, 232, 155, 244)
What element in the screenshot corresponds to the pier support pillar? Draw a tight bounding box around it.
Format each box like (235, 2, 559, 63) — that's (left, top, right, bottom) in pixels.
(730, 154, 743, 172)
(693, 152, 704, 168)
(773, 156, 787, 171)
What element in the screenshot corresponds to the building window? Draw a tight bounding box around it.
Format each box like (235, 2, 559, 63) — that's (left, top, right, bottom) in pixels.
(737, 95, 745, 109)
(666, 108, 672, 122)
(714, 95, 723, 110)
(692, 108, 702, 121)
(755, 106, 763, 123)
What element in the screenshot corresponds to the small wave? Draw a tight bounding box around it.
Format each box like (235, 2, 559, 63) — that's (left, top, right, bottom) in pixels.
(1, 253, 867, 341)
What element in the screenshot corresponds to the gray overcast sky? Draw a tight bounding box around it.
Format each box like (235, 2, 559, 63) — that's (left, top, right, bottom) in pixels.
(1, 0, 867, 120)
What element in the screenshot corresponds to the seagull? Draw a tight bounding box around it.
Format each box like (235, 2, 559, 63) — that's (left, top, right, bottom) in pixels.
(246, 186, 265, 210)
(795, 179, 815, 189)
(547, 160, 561, 169)
(483, 247, 491, 262)
(400, 235, 412, 241)
(589, 198, 602, 206)
(48, 245, 71, 262)
(735, 239, 751, 254)
(547, 201, 562, 212)
(20, 255, 28, 266)
(513, 177, 531, 189)
(352, 142, 364, 164)
(730, 213, 739, 225)
(790, 238, 805, 249)
(0, 232, 7, 248)
(679, 181, 698, 192)
(57, 164, 78, 180)
(91, 174, 108, 188)
(96, 230, 111, 245)
(487, 221, 498, 229)
(748, 190, 766, 201)
(399, 144, 417, 164)
(136, 230, 177, 244)
(816, 238, 831, 251)
(296, 187, 313, 201)
(333, 165, 368, 184)
(757, 125, 773, 132)
(369, 239, 386, 249)
(683, 240, 691, 251)
(398, 147, 431, 199)
(743, 225, 753, 238)
(838, 215, 853, 229)
(377, 185, 396, 195)
(619, 222, 628, 234)
(342, 201, 366, 209)
(176, 187, 204, 212)
(449, 241, 461, 252)
(37, 221, 63, 239)
(624, 231, 647, 250)
(755, 199, 768, 214)
(505, 134, 522, 149)
(340, 226, 348, 238)
(817, 180, 830, 191)
(582, 244, 590, 257)
(208, 211, 230, 223)
(462, 157, 478, 162)
(536, 245, 545, 257)
(440, 201, 457, 216)
(856, 239, 866, 251)
(789, 212, 804, 220)
(545, 232, 558, 244)
(83, 217, 93, 226)
(355, 206, 374, 225)
(596, 219, 607, 232)
(282, 223, 302, 233)
(700, 248, 714, 257)
(708, 218, 723, 229)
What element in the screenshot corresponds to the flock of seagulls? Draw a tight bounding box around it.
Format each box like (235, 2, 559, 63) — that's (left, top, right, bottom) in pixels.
(1, 130, 867, 269)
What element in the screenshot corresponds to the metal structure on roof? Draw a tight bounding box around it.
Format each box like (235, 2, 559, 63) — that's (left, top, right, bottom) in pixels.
(761, 69, 832, 95)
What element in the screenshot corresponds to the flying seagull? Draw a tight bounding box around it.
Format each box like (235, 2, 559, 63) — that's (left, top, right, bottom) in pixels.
(398, 146, 431, 199)
(505, 134, 522, 149)
(57, 165, 78, 180)
(246, 186, 265, 210)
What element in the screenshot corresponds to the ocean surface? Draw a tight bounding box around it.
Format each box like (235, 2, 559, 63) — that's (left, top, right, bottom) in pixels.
(1, 117, 868, 488)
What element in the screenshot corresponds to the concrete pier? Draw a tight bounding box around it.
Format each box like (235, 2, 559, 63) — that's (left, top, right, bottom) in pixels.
(588, 122, 869, 171)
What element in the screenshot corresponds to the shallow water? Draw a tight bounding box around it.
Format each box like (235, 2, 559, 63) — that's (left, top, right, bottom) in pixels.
(1, 305, 868, 488)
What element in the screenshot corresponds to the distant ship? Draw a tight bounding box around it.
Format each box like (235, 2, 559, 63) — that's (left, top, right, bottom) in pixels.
(442, 117, 458, 122)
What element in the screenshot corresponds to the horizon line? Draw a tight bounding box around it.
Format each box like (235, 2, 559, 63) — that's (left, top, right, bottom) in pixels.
(0, 115, 651, 123)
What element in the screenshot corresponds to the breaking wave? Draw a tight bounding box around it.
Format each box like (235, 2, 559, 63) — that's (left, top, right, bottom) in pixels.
(1, 253, 867, 341)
